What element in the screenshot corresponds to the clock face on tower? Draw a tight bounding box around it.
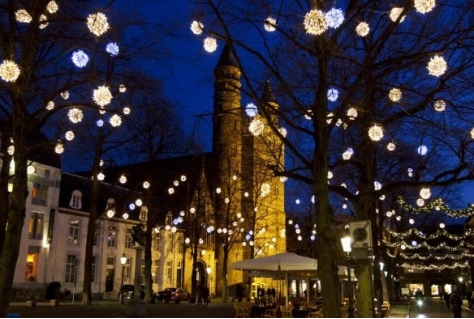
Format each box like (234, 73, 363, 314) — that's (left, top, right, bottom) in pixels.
(353, 227, 368, 242)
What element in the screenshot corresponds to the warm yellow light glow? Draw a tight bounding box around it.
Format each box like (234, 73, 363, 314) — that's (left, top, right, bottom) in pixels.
(304, 9, 327, 35)
(86, 12, 109, 36)
(0, 60, 21, 82)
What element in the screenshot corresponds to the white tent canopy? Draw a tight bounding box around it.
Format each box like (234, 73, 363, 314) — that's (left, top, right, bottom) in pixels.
(231, 252, 356, 306)
(230, 252, 318, 306)
(231, 252, 318, 272)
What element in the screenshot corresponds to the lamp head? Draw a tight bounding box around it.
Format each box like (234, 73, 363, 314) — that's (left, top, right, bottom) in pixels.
(341, 236, 352, 254)
(120, 253, 127, 265)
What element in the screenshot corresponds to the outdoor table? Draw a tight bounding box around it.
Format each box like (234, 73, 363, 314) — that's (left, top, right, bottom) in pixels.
(292, 307, 319, 318)
(251, 305, 276, 317)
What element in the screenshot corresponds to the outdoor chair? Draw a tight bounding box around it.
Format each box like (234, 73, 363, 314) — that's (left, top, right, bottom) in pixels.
(307, 309, 323, 318)
(264, 308, 277, 318)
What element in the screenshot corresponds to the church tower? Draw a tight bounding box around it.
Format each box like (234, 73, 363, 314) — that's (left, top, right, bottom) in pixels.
(212, 45, 285, 298)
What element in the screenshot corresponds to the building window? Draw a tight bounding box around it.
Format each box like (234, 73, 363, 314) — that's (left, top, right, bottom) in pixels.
(153, 233, 160, 251)
(165, 260, 172, 284)
(152, 260, 159, 284)
(68, 220, 80, 245)
(65, 255, 79, 283)
(177, 235, 183, 254)
(28, 212, 44, 240)
(25, 246, 40, 281)
(93, 225, 99, 246)
(107, 226, 117, 248)
(124, 257, 131, 283)
(69, 190, 82, 210)
(91, 256, 96, 283)
(31, 183, 48, 206)
(125, 228, 133, 249)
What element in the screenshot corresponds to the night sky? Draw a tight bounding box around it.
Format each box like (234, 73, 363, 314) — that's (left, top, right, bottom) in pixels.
(111, 1, 474, 212)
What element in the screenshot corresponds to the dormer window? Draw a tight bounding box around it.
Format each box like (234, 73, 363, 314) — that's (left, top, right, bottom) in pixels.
(70, 190, 82, 210)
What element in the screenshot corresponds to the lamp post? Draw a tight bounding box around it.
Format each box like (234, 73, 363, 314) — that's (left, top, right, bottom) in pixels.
(120, 253, 127, 304)
(206, 267, 211, 294)
(341, 236, 354, 318)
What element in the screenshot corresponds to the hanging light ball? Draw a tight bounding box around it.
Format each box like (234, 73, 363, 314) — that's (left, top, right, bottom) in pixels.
(93, 85, 112, 106)
(0, 60, 21, 83)
(190, 21, 204, 35)
(304, 9, 327, 35)
(109, 114, 122, 127)
(65, 131, 74, 141)
(264, 17, 277, 32)
(55, 141, 64, 154)
(420, 188, 431, 199)
(427, 55, 447, 77)
(356, 22, 370, 37)
(86, 12, 109, 37)
(106, 42, 119, 56)
(414, 0, 436, 14)
(387, 142, 396, 151)
(389, 88, 402, 102)
(368, 124, 384, 141)
(39, 15, 49, 29)
(68, 108, 84, 123)
(46, 101, 55, 110)
(143, 181, 150, 189)
(61, 91, 69, 99)
(181, 175, 187, 182)
(245, 103, 258, 117)
(119, 175, 127, 184)
(46, 1, 59, 14)
(325, 8, 344, 29)
(135, 198, 143, 207)
(249, 118, 265, 136)
(434, 100, 446, 112)
(97, 172, 105, 181)
(71, 50, 89, 68)
(203, 37, 217, 53)
(15, 9, 32, 23)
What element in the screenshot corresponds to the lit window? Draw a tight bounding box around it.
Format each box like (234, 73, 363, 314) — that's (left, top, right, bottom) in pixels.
(31, 183, 48, 206)
(125, 228, 133, 249)
(28, 212, 44, 240)
(65, 255, 79, 283)
(68, 220, 80, 245)
(25, 246, 40, 281)
(107, 226, 117, 248)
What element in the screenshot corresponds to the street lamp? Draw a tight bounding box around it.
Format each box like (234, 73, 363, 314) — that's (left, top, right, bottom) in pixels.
(120, 253, 127, 304)
(341, 236, 354, 318)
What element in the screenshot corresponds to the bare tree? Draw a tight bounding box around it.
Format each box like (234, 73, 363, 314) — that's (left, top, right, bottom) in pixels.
(192, 0, 474, 316)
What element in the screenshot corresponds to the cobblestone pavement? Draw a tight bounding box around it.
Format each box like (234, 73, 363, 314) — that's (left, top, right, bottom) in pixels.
(7, 299, 235, 318)
(7, 298, 414, 318)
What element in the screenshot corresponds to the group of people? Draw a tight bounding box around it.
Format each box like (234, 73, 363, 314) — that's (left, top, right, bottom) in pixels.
(443, 290, 465, 318)
(196, 284, 210, 306)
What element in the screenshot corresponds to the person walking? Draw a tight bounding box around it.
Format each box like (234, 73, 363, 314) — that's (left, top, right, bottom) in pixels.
(466, 290, 472, 309)
(450, 290, 463, 318)
(196, 284, 202, 306)
(202, 285, 210, 306)
(444, 291, 451, 310)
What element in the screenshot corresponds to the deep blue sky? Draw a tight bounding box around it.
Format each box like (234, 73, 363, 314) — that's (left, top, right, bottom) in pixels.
(117, 1, 474, 212)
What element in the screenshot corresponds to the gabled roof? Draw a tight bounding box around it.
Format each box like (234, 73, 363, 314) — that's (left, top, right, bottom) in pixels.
(59, 172, 142, 220)
(71, 153, 215, 225)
